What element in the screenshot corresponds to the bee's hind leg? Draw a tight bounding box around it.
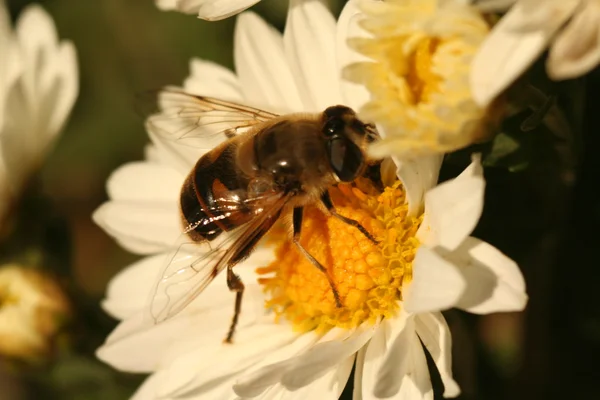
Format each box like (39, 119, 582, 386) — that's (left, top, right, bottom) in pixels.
(224, 266, 245, 344)
(292, 207, 342, 308)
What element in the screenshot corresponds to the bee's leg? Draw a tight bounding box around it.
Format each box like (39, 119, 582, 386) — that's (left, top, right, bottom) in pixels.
(292, 207, 342, 308)
(320, 191, 378, 244)
(224, 265, 244, 344)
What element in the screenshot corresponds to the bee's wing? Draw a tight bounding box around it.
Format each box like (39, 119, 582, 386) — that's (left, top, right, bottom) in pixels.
(148, 190, 291, 323)
(145, 88, 280, 149)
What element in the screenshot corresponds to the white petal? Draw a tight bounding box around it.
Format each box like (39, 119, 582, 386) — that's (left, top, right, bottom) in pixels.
(233, 332, 322, 397)
(15, 4, 78, 136)
(106, 161, 183, 202)
(158, 322, 298, 397)
(280, 325, 376, 390)
(470, 0, 570, 106)
(395, 155, 443, 217)
(184, 58, 243, 101)
(147, 127, 203, 175)
(263, 357, 354, 400)
(234, 12, 303, 113)
(177, 0, 261, 21)
(336, 0, 370, 110)
(414, 312, 460, 398)
(361, 314, 433, 400)
(92, 201, 181, 255)
(547, 4, 600, 80)
(233, 326, 374, 397)
(102, 254, 166, 320)
(131, 371, 163, 400)
(97, 264, 268, 373)
(447, 236, 528, 314)
(417, 155, 484, 251)
(403, 246, 466, 314)
(284, 0, 342, 111)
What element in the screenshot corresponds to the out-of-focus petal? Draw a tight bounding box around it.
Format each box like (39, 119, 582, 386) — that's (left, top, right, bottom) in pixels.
(284, 0, 342, 111)
(184, 58, 243, 101)
(177, 0, 261, 21)
(234, 12, 303, 112)
(336, 0, 371, 111)
(548, 3, 600, 80)
(470, 0, 568, 106)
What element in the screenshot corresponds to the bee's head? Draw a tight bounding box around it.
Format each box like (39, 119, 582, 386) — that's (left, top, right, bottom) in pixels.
(321, 105, 378, 182)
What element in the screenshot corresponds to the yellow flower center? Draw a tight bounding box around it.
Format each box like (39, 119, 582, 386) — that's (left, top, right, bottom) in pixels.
(258, 180, 421, 333)
(344, 0, 493, 156)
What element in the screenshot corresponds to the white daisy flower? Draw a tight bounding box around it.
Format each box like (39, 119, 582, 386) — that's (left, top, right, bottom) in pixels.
(342, 0, 496, 158)
(156, 0, 261, 21)
(94, 1, 527, 399)
(471, 0, 600, 106)
(0, 1, 78, 226)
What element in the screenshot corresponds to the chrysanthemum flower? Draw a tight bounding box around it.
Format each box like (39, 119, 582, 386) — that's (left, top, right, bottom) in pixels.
(0, 264, 70, 360)
(156, 0, 261, 21)
(471, 0, 600, 106)
(94, 1, 527, 399)
(0, 1, 78, 226)
(343, 0, 493, 158)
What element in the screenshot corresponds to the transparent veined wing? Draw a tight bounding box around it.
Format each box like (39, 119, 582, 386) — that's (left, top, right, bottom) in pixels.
(145, 87, 280, 149)
(148, 190, 292, 323)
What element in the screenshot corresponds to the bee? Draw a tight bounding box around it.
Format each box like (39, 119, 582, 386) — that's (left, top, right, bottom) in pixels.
(148, 89, 380, 342)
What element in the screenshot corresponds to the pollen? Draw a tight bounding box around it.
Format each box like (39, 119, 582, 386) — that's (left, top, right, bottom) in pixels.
(257, 179, 421, 333)
(343, 0, 494, 156)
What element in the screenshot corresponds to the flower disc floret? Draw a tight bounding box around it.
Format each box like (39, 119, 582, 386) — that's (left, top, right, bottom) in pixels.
(258, 180, 422, 333)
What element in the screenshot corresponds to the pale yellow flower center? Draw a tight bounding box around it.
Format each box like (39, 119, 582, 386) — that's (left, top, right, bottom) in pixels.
(344, 0, 493, 156)
(258, 180, 421, 333)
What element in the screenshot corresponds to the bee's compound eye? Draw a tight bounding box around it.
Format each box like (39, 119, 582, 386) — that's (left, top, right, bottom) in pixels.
(327, 137, 363, 182)
(323, 118, 344, 137)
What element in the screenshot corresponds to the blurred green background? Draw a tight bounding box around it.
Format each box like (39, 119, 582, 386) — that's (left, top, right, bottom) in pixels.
(2, 0, 600, 399)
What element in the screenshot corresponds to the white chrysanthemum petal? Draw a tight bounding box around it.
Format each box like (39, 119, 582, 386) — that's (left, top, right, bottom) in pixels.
(232, 332, 322, 397)
(547, 3, 600, 80)
(414, 312, 460, 398)
(336, 0, 371, 111)
(131, 370, 164, 400)
(106, 162, 183, 202)
(98, 269, 267, 373)
(146, 128, 202, 175)
(417, 155, 484, 250)
(284, 0, 342, 111)
(102, 254, 165, 320)
(362, 314, 433, 400)
(266, 356, 354, 400)
(280, 324, 377, 390)
(234, 12, 303, 113)
(404, 246, 467, 314)
(15, 5, 78, 136)
(92, 201, 180, 255)
(158, 322, 298, 398)
(396, 155, 443, 217)
(470, 1, 570, 106)
(184, 58, 243, 101)
(177, 0, 261, 21)
(447, 236, 528, 313)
